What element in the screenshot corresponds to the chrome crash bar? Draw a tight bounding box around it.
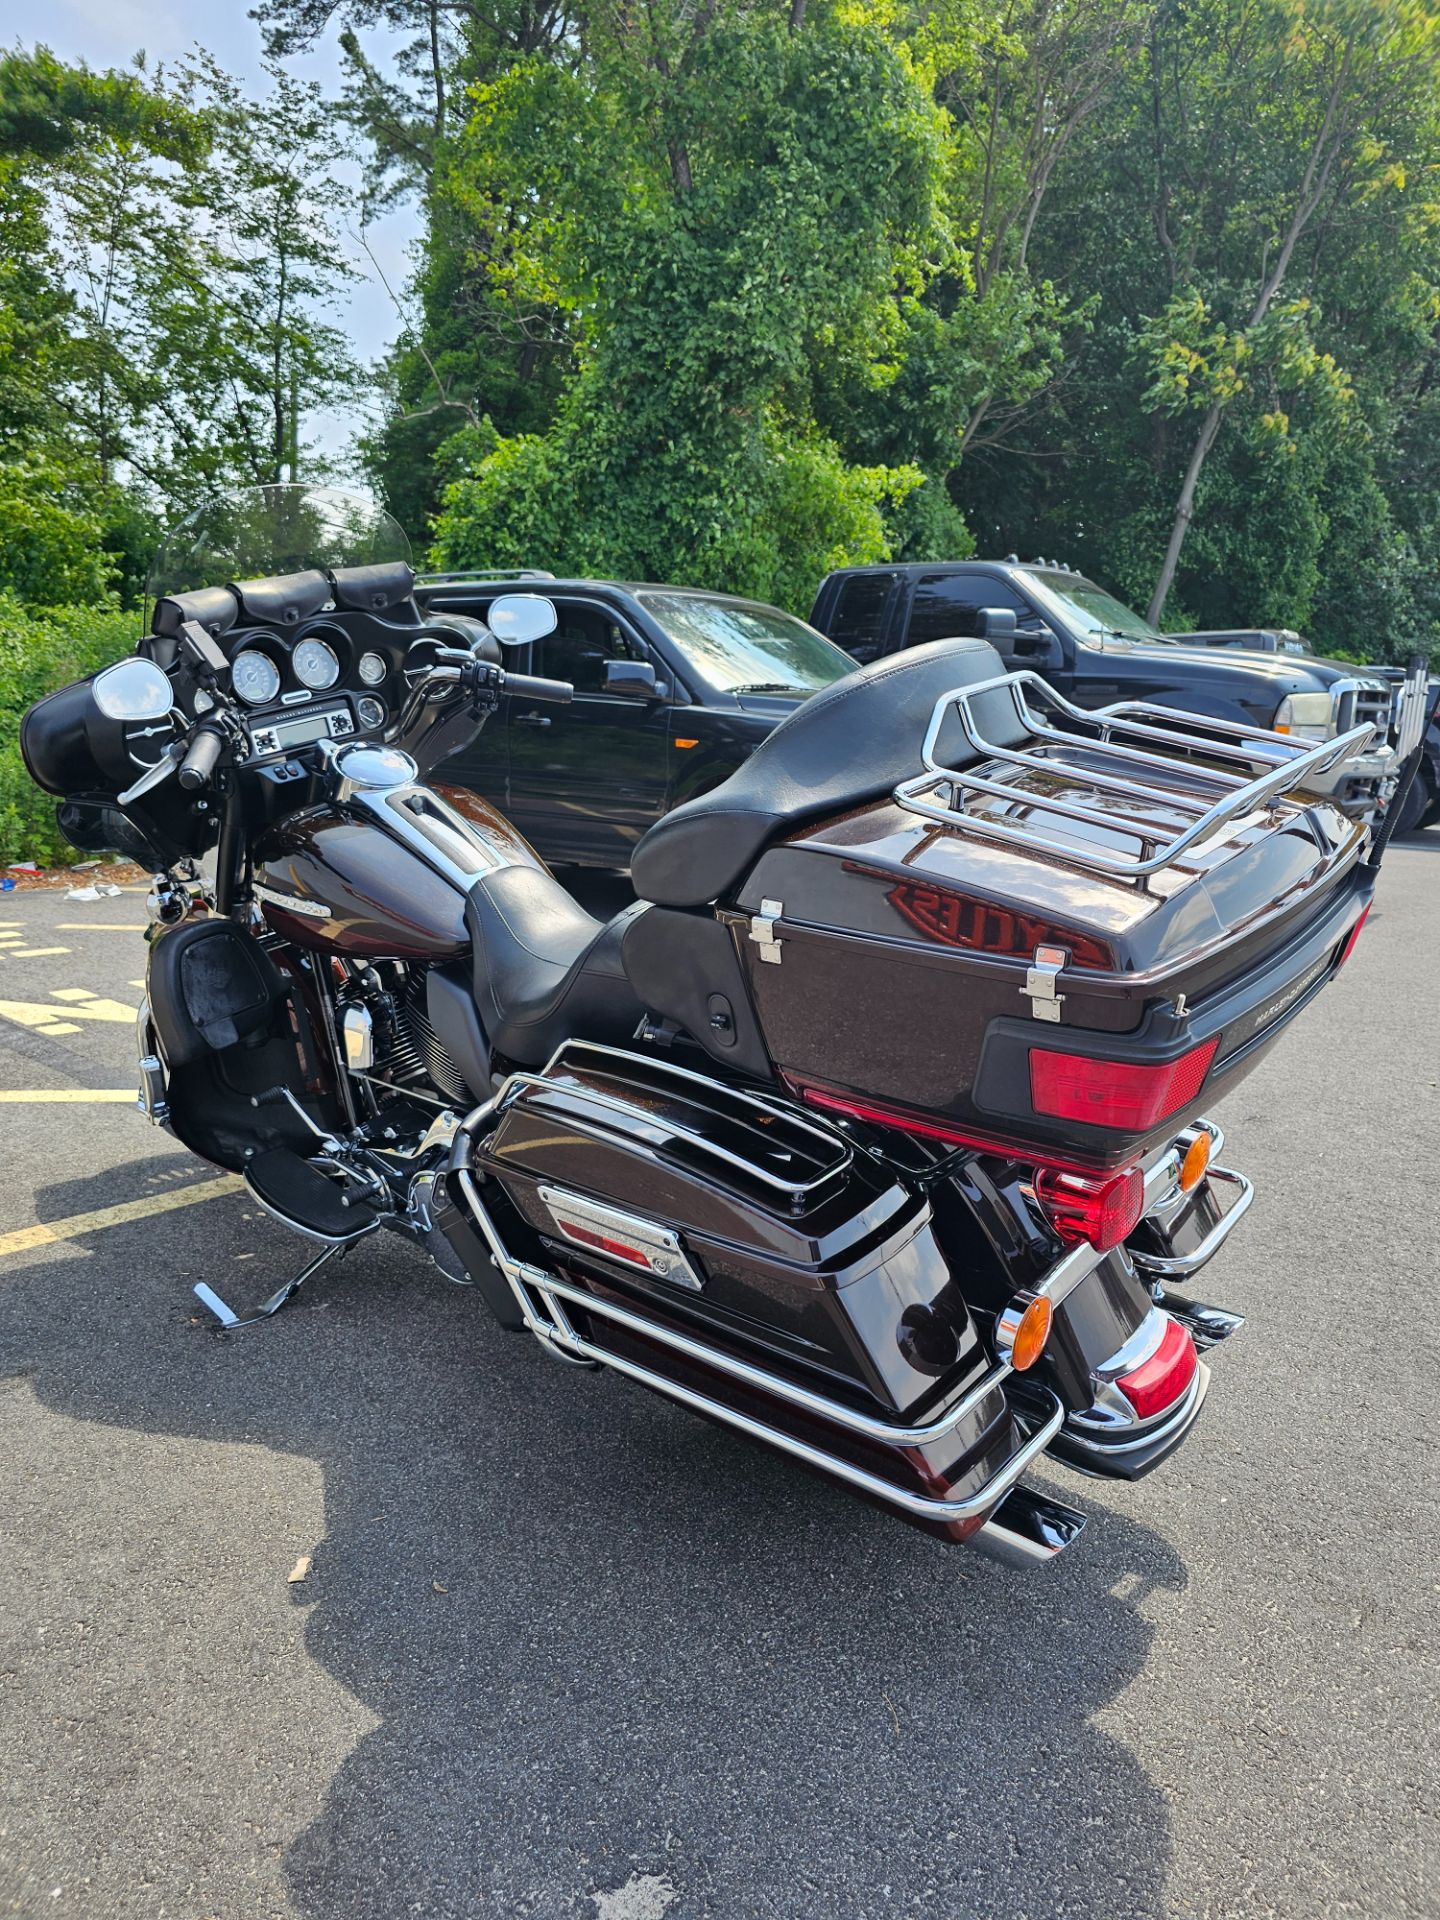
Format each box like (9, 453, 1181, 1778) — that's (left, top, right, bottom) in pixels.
(893, 669, 1376, 878)
(450, 1115, 1194, 1530)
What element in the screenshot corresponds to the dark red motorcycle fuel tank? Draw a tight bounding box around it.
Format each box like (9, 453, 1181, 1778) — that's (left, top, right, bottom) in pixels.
(251, 785, 548, 957)
(252, 803, 470, 957)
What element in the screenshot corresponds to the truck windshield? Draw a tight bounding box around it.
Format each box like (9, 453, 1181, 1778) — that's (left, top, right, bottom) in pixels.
(1025, 570, 1166, 643)
(639, 591, 853, 693)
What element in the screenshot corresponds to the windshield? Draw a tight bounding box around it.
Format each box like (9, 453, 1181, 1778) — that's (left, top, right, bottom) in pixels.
(1024, 570, 1163, 643)
(146, 484, 411, 608)
(638, 592, 853, 693)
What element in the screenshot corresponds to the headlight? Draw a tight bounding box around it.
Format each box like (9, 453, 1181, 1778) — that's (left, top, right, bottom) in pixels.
(1273, 692, 1333, 741)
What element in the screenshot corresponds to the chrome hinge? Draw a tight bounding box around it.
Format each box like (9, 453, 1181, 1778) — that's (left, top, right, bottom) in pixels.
(1022, 944, 1068, 1022)
(749, 897, 785, 965)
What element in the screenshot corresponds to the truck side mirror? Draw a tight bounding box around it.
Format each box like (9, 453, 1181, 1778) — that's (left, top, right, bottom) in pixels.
(974, 608, 1017, 640)
(1012, 628, 1064, 670)
(603, 658, 663, 701)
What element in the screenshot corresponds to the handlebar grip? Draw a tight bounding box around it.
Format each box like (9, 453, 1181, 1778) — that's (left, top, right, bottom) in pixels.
(178, 724, 225, 791)
(503, 672, 574, 705)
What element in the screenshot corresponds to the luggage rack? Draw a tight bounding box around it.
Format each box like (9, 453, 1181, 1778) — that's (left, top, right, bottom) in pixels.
(892, 670, 1376, 880)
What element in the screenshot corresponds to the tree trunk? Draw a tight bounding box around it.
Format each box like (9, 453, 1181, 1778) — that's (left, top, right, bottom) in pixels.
(1145, 34, 1355, 621)
(429, 0, 446, 137)
(1147, 400, 1222, 625)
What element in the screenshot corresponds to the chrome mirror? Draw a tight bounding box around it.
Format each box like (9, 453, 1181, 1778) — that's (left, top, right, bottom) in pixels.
(487, 593, 558, 646)
(93, 658, 174, 722)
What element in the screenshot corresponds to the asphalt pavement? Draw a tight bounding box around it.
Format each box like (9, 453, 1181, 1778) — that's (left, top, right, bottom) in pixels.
(0, 848, 1437, 1920)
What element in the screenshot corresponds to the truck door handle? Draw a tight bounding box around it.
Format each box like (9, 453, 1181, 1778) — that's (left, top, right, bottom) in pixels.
(516, 711, 551, 728)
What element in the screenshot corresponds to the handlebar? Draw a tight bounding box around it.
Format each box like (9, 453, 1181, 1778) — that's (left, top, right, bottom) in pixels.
(502, 672, 574, 705)
(178, 722, 226, 791)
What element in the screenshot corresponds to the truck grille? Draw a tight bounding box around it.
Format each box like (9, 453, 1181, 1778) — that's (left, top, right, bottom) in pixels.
(1335, 682, 1394, 748)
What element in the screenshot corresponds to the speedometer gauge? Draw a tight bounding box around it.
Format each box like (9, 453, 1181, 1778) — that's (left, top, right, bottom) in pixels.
(293, 639, 340, 691)
(232, 650, 282, 705)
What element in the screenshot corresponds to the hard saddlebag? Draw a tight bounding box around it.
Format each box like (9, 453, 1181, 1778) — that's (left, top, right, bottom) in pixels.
(472, 1041, 992, 1421)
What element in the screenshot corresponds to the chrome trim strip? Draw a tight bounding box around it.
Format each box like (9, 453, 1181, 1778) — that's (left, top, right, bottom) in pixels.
(893, 669, 1375, 877)
(1130, 1167, 1254, 1279)
(134, 995, 171, 1128)
(505, 1075, 846, 1202)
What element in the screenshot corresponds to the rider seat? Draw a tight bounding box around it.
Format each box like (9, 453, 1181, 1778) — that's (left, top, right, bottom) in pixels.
(464, 868, 647, 1068)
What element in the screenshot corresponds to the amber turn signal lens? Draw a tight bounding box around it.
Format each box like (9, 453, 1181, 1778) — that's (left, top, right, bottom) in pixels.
(1009, 1295, 1053, 1372)
(1178, 1130, 1211, 1194)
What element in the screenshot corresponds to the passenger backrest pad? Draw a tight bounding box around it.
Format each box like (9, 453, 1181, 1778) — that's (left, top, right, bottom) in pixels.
(629, 638, 1025, 908)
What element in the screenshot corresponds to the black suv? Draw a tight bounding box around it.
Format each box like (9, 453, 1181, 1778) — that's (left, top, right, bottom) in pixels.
(811, 558, 1403, 817)
(415, 573, 853, 868)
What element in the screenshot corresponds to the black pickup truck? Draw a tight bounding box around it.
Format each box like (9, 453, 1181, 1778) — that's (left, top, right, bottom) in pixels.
(810, 558, 1403, 817)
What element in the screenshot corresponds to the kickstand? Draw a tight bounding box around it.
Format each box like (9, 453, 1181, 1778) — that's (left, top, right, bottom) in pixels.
(193, 1243, 346, 1331)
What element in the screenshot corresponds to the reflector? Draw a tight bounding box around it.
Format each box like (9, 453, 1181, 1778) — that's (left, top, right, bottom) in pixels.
(1008, 1295, 1053, 1372)
(1336, 902, 1370, 970)
(1029, 1039, 1218, 1131)
(1178, 1130, 1211, 1194)
(1115, 1317, 1198, 1419)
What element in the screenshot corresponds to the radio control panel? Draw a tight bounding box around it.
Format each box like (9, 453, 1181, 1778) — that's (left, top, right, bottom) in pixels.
(248, 702, 356, 759)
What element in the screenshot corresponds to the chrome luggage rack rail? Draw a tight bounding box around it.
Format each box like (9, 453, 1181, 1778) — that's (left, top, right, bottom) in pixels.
(893, 670, 1376, 880)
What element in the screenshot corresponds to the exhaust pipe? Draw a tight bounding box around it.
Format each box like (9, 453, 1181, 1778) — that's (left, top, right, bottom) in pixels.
(973, 1485, 1087, 1566)
(1157, 1293, 1245, 1350)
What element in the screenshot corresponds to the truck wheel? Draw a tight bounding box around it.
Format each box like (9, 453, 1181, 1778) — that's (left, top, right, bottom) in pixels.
(1394, 768, 1434, 834)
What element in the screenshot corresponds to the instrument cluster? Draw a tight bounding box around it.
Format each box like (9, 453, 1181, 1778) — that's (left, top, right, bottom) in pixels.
(223, 619, 398, 740)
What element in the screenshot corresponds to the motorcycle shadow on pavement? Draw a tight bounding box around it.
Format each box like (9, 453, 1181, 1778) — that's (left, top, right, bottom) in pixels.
(1, 1164, 1187, 1920)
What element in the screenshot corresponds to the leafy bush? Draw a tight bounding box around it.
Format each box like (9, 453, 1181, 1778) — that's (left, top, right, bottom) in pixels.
(0, 593, 138, 865)
(0, 462, 116, 607)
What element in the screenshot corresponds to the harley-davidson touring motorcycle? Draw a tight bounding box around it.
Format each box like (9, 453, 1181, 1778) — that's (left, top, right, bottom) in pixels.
(22, 487, 1427, 1566)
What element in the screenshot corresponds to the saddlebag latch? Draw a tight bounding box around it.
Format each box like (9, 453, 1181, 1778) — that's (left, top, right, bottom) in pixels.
(1022, 944, 1068, 1022)
(749, 898, 785, 965)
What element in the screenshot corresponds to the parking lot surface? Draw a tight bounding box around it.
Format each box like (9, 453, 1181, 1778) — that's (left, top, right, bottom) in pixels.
(0, 849, 1437, 1920)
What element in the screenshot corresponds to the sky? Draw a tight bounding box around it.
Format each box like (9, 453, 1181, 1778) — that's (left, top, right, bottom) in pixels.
(4, 0, 423, 485)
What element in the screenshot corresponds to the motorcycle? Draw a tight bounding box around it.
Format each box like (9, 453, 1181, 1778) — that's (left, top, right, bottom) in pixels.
(21, 485, 1417, 1567)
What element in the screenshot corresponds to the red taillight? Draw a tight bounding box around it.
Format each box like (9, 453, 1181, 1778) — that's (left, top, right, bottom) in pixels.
(556, 1219, 651, 1268)
(1034, 1164, 1145, 1252)
(1028, 1038, 1218, 1131)
(1336, 902, 1370, 970)
(1115, 1316, 1198, 1419)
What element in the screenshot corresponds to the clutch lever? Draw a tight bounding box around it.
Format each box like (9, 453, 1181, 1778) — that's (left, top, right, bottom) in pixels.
(118, 739, 186, 806)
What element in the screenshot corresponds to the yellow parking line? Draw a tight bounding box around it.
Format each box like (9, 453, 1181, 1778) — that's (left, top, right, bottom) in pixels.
(0, 1090, 138, 1102)
(6, 947, 70, 958)
(0, 994, 136, 1026)
(0, 1175, 244, 1260)
(57, 923, 149, 931)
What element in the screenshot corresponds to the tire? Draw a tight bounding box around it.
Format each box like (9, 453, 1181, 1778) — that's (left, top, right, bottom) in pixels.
(1393, 767, 1434, 835)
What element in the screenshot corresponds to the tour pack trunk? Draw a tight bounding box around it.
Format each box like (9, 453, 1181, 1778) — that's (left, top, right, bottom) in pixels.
(725, 702, 1376, 1173)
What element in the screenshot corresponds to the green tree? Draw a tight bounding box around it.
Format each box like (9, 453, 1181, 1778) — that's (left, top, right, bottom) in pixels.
(431, 1, 950, 605)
